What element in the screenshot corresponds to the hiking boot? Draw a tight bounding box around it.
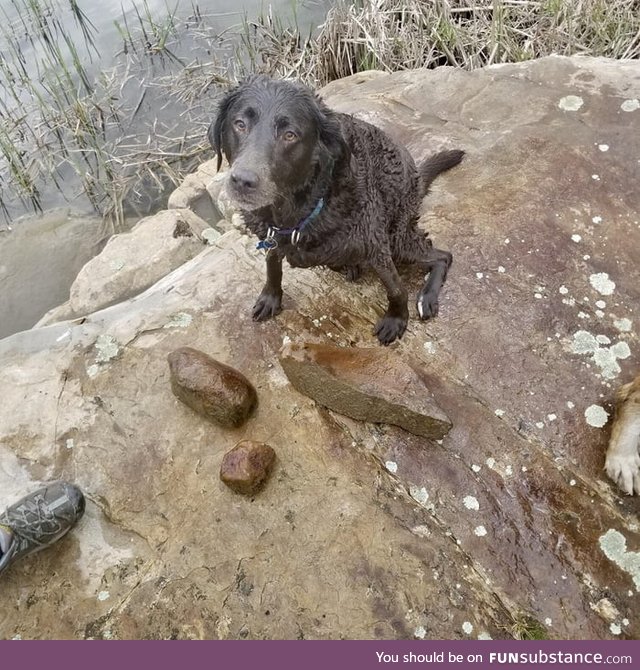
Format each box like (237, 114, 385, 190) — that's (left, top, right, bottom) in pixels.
(0, 481, 85, 575)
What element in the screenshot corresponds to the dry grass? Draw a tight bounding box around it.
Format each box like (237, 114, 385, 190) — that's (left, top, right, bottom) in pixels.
(1, 0, 639, 226)
(260, 0, 640, 85)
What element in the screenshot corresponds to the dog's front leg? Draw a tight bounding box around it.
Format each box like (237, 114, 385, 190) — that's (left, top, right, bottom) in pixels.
(253, 248, 284, 321)
(370, 253, 409, 345)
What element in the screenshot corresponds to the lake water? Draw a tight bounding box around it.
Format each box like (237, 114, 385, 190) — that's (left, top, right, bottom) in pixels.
(0, 0, 333, 338)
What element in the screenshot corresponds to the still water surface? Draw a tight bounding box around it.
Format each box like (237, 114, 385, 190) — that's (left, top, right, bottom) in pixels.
(0, 0, 331, 338)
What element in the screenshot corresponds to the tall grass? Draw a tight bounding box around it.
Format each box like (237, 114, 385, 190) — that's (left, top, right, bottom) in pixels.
(0, 0, 211, 226)
(266, 0, 640, 85)
(1, 0, 639, 227)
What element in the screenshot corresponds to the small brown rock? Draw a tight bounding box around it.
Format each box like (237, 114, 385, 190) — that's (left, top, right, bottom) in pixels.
(167, 347, 257, 428)
(220, 441, 276, 495)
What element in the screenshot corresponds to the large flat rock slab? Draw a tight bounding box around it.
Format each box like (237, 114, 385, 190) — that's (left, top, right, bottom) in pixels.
(0, 56, 639, 640)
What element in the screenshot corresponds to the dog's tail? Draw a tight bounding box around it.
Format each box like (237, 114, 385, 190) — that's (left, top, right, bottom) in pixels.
(418, 149, 465, 199)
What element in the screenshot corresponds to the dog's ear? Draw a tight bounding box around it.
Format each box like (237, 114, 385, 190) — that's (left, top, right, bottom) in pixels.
(208, 86, 241, 171)
(316, 103, 350, 166)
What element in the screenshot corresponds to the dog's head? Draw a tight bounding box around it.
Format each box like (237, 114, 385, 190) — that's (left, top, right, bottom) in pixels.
(208, 75, 348, 210)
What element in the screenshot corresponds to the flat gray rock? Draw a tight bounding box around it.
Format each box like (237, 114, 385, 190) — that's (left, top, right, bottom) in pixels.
(280, 341, 451, 439)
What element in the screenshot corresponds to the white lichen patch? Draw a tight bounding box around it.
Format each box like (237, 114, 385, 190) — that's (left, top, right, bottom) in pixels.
(65, 439, 74, 450)
(471, 464, 481, 473)
(423, 341, 437, 354)
(547, 413, 557, 422)
(494, 409, 505, 417)
(476, 272, 484, 279)
(163, 312, 193, 329)
(97, 590, 110, 601)
(536, 421, 544, 429)
(411, 525, 431, 538)
(592, 174, 600, 181)
(559, 285, 569, 295)
(414, 626, 427, 639)
(559, 95, 584, 111)
(571, 234, 582, 243)
(94, 335, 119, 363)
(590, 598, 620, 622)
(201, 228, 221, 245)
(109, 258, 125, 271)
(571, 330, 598, 354)
(478, 632, 493, 640)
(474, 525, 488, 537)
(613, 318, 632, 332)
(486, 457, 496, 469)
(498, 266, 505, 273)
(592, 215, 602, 224)
(86, 364, 100, 378)
(567, 401, 575, 409)
(595, 300, 606, 309)
(610, 623, 622, 636)
(545, 617, 552, 626)
(598, 144, 609, 152)
(463, 496, 480, 511)
(462, 621, 474, 635)
(568, 330, 631, 379)
(610, 342, 631, 360)
(409, 486, 429, 508)
(585, 404, 609, 428)
(385, 461, 398, 474)
(621, 99, 640, 112)
(590, 272, 615, 295)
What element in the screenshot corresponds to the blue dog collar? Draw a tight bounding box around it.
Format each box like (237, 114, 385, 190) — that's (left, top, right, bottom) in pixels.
(256, 197, 324, 251)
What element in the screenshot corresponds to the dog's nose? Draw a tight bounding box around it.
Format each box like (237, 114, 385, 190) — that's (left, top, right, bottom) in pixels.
(230, 167, 259, 191)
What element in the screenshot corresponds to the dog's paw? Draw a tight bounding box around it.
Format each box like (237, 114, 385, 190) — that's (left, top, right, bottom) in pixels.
(374, 315, 407, 346)
(252, 291, 282, 321)
(605, 449, 640, 495)
(417, 292, 439, 320)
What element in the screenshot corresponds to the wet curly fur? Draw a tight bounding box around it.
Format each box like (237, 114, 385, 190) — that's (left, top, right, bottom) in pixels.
(208, 75, 464, 344)
(605, 374, 640, 495)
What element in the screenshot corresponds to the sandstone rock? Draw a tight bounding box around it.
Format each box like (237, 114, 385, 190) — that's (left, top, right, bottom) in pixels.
(1, 57, 640, 640)
(167, 171, 222, 225)
(167, 347, 257, 428)
(68, 209, 210, 317)
(220, 440, 276, 495)
(280, 341, 451, 439)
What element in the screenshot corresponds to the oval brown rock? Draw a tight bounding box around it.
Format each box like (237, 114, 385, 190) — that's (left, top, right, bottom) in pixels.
(220, 440, 276, 495)
(167, 347, 257, 428)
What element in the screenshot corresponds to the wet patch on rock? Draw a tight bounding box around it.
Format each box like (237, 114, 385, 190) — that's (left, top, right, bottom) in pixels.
(220, 441, 276, 495)
(167, 347, 257, 428)
(279, 341, 451, 439)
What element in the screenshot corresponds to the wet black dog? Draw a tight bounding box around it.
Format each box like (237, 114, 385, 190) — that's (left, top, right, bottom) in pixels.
(208, 75, 463, 345)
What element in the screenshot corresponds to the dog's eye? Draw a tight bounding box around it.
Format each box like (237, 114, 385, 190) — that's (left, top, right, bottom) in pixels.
(282, 130, 297, 143)
(234, 119, 246, 132)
